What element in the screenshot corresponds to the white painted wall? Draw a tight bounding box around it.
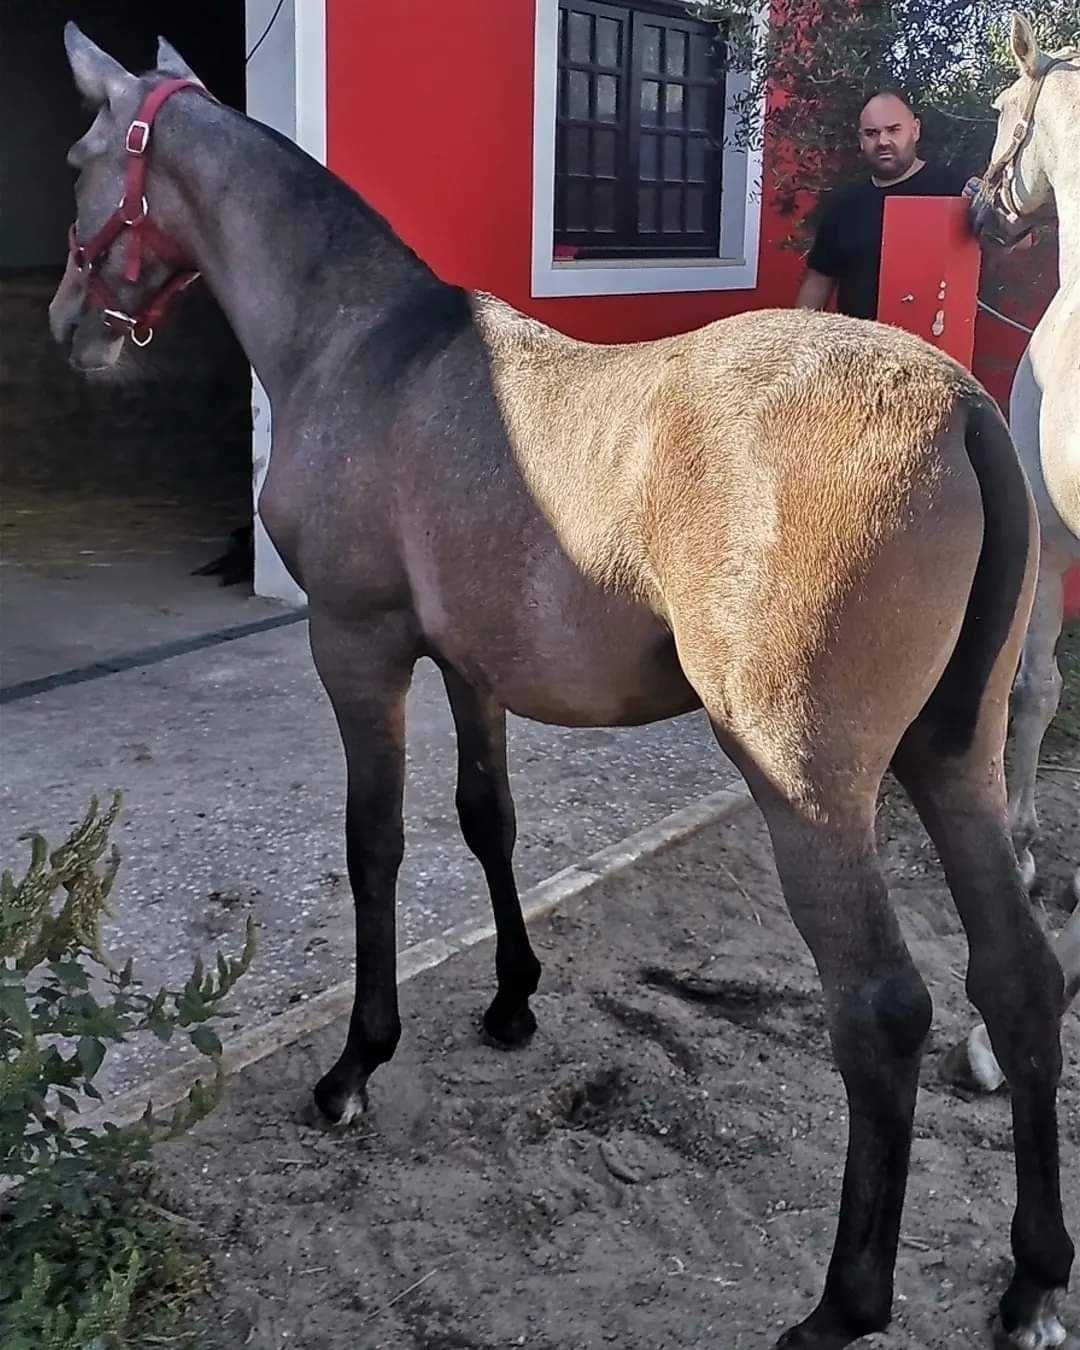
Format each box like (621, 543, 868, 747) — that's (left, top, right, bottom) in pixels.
(244, 0, 326, 606)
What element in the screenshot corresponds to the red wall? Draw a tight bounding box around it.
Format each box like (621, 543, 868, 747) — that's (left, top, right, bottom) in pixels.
(326, 0, 803, 342)
(325, 1, 1044, 395)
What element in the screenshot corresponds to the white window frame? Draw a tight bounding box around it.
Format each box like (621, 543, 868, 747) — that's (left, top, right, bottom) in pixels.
(531, 0, 767, 297)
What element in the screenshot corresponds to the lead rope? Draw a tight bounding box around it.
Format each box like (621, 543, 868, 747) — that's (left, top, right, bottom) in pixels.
(976, 300, 1035, 336)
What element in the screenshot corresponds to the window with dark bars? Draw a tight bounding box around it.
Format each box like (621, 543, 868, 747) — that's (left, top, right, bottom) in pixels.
(554, 1, 727, 259)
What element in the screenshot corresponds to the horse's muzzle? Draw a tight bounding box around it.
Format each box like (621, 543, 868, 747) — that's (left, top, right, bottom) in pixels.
(47, 258, 124, 372)
(47, 254, 84, 347)
(970, 196, 1018, 248)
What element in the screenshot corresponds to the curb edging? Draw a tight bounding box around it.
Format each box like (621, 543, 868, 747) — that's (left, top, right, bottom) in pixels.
(91, 786, 754, 1129)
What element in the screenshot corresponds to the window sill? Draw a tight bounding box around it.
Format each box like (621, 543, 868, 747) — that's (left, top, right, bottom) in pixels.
(532, 252, 759, 297)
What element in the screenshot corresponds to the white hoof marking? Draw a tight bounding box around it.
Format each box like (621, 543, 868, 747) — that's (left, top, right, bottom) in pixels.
(967, 1023, 1006, 1092)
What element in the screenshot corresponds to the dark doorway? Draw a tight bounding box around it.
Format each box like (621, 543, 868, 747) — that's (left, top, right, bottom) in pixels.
(1, 3, 262, 688)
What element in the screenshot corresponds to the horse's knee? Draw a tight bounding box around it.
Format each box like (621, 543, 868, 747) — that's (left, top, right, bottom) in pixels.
(1015, 637, 1063, 734)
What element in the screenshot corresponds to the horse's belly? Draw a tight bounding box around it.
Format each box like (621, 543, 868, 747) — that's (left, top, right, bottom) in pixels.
(492, 635, 701, 727)
(424, 590, 700, 728)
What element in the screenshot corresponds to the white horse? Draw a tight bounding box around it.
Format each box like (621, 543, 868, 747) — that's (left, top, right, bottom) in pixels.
(957, 13, 1080, 1093)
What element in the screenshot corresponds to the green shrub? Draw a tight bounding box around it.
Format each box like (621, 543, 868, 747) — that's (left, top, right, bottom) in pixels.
(0, 793, 255, 1349)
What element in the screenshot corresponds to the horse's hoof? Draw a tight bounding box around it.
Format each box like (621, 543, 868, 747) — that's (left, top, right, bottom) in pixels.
(775, 1320, 866, 1349)
(482, 1000, 538, 1048)
(774, 1302, 882, 1349)
(1019, 848, 1037, 894)
(312, 1069, 368, 1126)
(944, 1023, 1006, 1092)
(997, 1287, 1072, 1349)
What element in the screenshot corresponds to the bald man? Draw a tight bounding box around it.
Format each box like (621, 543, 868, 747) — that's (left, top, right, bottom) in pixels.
(796, 90, 970, 318)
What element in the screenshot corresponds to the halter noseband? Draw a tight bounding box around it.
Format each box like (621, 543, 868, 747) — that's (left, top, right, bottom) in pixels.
(68, 78, 209, 346)
(978, 55, 1070, 231)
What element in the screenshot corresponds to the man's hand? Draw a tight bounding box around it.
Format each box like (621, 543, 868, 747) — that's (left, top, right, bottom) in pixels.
(796, 268, 836, 310)
(963, 175, 1038, 249)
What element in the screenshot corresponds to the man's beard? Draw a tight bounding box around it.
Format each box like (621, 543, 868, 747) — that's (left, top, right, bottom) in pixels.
(871, 148, 917, 181)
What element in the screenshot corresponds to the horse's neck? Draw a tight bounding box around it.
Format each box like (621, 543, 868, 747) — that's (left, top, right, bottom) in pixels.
(1055, 194, 1080, 294)
(159, 102, 438, 409)
(1047, 79, 1080, 292)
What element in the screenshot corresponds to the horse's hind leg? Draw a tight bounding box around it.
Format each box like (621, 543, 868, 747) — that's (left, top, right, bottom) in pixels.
(747, 779, 932, 1350)
(949, 900, 1080, 1093)
(893, 718, 1074, 1347)
(441, 665, 541, 1044)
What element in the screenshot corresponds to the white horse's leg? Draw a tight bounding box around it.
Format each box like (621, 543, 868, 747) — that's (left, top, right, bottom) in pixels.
(1008, 557, 1066, 890)
(950, 906, 1080, 1093)
(948, 551, 1074, 1094)
(1060, 902, 1080, 1004)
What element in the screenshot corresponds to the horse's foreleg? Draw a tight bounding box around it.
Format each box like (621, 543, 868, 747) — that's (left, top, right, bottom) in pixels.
(1009, 558, 1066, 889)
(441, 665, 541, 1045)
(309, 611, 416, 1125)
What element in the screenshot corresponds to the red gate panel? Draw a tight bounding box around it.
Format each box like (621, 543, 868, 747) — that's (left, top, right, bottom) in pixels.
(877, 196, 980, 369)
(878, 197, 1080, 622)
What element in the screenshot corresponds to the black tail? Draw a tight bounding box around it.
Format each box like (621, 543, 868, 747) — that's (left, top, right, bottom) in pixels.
(919, 393, 1035, 757)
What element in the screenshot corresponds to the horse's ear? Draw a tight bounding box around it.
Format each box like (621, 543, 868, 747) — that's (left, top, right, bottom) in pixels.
(1010, 13, 1043, 78)
(64, 22, 135, 106)
(156, 36, 206, 88)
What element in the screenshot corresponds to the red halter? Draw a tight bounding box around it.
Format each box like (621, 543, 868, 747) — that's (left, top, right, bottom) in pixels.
(68, 79, 209, 346)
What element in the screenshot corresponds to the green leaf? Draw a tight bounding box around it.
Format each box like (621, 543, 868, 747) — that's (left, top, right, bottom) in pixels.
(189, 1025, 222, 1058)
(0, 983, 33, 1035)
(50, 959, 89, 990)
(77, 1036, 106, 1080)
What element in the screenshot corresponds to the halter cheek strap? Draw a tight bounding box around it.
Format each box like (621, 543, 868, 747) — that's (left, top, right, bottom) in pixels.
(978, 56, 1067, 227)
(68, 78, 210, 345)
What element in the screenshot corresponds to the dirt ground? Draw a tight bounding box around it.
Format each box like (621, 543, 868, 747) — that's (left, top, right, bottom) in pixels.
(157, 636, 1079, 1350)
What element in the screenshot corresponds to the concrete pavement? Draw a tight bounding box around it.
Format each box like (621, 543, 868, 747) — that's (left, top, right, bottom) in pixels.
(1, 535, 741, 1098)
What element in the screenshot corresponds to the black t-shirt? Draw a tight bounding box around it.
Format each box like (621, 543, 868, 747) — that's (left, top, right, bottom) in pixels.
(807, 162, 969, 319)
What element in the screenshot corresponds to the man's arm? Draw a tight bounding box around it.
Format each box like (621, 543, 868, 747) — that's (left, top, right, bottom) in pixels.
(799, 191, 842, 310)
(797, 268, 837, 310)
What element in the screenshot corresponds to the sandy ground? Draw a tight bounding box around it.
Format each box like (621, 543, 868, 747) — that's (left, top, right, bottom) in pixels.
(154, 654, 1079, 1350)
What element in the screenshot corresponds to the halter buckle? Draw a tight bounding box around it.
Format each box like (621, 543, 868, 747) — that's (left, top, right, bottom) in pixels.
(126, 120, 151, 155)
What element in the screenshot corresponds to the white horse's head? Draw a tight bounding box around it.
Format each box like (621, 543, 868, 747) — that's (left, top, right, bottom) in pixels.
(971, 14, 1078, 245)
